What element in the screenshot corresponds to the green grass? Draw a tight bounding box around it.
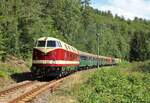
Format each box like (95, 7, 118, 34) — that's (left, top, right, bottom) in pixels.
(0, 71, 8, 78)
(77, 61, 150, 103)
(0, 63, 22, 79)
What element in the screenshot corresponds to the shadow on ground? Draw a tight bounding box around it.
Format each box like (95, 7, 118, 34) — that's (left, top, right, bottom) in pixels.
(11, 72, 56, 83)
(10, 72, 36, 82)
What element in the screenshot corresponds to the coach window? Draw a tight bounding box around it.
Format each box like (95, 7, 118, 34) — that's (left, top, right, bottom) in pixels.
(47, 40, 56, 47)
(81, 56, 86, 60)
(37, 41, 46, 47)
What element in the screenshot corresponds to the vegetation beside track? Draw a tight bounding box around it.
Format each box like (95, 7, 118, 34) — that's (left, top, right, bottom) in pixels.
(0, 56, 30, 79)
(77, 61, 150, 103)
(47, 70, 95, 103)
(0, 63, 22, 79)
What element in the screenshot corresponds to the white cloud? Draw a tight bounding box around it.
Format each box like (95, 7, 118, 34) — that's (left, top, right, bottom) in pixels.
(92, 0, 150, 20)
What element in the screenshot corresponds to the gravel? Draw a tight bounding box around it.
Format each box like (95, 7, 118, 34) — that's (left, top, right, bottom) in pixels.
(0, 78, 15, 91)
(0, 81, 47, 103)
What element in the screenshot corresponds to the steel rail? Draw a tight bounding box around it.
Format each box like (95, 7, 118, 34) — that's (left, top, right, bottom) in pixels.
(9, 78, 66, 103)
(0, 81, 33, 97)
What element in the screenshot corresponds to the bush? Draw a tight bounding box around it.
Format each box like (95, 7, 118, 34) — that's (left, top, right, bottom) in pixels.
(78, 68, 150, 103)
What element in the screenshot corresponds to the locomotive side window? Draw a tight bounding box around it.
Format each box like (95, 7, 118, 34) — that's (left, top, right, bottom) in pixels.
(65, 45, 68, 50)
(37, 41, 46, 47)
(65, 44, 69, 50)
(47, 40, 56, 47)
(57, 41, 62, 47)
(68, 46, 71, 50)
(71, 47, 74, 52)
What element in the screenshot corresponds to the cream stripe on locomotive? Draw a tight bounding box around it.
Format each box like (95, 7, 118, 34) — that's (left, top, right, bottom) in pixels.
(33, 60, 79, 64)
(34, 47, 56, 54)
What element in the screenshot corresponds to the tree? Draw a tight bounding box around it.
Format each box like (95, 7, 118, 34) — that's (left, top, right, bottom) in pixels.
(0, 0, 21, 56)
(0, 31, 5, 61)
(81, 0, 92, 31)
(130, 31, 149, 61)
(0, 0, 150, 61)
(18, 0, 42, 58)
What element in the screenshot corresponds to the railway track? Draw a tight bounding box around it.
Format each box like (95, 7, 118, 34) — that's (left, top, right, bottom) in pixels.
(0, 77, 66, 103)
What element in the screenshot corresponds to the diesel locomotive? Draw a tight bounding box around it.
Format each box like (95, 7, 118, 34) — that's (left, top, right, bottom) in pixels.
(31, 37, 120, 77)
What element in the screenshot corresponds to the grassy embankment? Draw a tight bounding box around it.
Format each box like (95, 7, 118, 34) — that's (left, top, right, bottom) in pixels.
(0, 56, 30, 79)
(50, 61, 150, 103)
(0, 63, 22, 79)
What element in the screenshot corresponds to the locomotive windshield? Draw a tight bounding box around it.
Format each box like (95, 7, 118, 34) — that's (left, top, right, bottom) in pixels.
(37, 41, 46, 47)
(47, 40, 56, 47)
(36, 40, 61, 47)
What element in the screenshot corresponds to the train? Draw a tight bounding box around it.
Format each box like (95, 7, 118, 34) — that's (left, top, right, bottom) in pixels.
(31, 37, 121, 77)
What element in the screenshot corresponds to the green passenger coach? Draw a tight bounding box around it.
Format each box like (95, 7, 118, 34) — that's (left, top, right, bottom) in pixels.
(79, 51, 119, 69)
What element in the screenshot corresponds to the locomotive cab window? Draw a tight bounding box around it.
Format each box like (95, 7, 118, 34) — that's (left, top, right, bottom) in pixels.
(47, 40, 56, 47)
(37, 41, 46, 47)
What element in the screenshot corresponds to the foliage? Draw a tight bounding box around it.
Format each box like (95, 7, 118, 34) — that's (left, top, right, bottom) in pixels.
(0, 28, 6, 61)
(0, 71, 8, 78)
(0, 32, 4, 59)
(128, 61, 150, 73)
(78, 63, 150, 103)
(130, 31, 150, 61)
(0, 62, 22, 79)
(0, 0, 150, 61)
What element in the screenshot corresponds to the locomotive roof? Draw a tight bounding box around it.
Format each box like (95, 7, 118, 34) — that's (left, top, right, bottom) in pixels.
(37, 37, 79, 54)
(37, 37, 61, 41)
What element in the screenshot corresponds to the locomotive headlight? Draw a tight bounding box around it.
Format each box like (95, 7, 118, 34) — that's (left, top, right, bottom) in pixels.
(52, 60, 56, 64)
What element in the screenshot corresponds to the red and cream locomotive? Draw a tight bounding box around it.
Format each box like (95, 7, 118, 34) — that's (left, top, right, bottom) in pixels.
(31, 37, 80, 76)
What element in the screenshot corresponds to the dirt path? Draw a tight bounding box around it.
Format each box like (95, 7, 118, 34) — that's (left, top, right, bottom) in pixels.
(0, 78, 16, 91)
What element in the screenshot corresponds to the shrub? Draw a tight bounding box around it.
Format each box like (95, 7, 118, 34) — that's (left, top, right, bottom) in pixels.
(78, 68, 150, 103)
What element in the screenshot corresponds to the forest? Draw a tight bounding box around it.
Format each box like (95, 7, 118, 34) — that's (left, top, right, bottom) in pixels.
(0, 0, 150, 61)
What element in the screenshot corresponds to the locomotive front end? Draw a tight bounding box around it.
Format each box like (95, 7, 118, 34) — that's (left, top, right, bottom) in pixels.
(31, 37, 63, 76)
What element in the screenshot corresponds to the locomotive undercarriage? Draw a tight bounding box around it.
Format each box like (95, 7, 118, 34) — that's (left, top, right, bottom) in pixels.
(31, 65, 78, 78)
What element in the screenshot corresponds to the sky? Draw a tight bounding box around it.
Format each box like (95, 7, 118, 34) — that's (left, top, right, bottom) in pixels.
(91, 0, 150, 20)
